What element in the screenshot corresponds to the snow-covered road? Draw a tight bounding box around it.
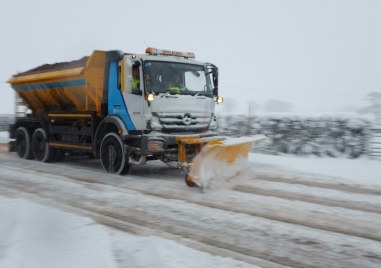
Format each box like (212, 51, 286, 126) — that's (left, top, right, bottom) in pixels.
(1, 144, 381, 267)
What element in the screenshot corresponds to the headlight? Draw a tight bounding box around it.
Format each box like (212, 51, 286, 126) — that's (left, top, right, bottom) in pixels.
(216, 96, 223, 104)
(150, 115, 162, 130)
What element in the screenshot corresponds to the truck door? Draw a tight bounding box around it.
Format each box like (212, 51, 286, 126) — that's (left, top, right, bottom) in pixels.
(120, 56, 146, 131)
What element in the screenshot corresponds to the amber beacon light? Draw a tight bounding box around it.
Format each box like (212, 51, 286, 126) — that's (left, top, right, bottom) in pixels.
(145, 47, 196, 58)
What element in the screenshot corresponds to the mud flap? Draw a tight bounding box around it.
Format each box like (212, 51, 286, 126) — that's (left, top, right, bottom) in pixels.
(177, 135, 266, 188)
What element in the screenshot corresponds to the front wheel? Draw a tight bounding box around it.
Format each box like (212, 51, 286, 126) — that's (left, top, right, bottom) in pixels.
(100, 133, 130, 175)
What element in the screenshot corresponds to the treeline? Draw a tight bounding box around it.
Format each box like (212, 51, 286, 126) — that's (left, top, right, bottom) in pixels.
(0, 115, 13, 131)
(0, 114, 373, 158)
(217, 115, 370, 158)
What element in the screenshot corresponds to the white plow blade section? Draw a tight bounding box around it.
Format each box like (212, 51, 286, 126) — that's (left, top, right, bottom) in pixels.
(189, 135, 266, 189)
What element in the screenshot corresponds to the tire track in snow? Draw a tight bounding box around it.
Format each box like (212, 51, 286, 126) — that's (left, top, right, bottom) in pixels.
(2, 158, 381, 243)
(234, 182, 381, 215)
(1, 186, 283, 268)
(64, 174, 381, 243)
(1, 176, 381, 268)
(3, 155, 381, 216)
(0, 175, 313, 268)
(252, 173, 381, 195)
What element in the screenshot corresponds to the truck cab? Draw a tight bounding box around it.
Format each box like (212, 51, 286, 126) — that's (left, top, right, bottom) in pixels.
(108, 48, 222, 165)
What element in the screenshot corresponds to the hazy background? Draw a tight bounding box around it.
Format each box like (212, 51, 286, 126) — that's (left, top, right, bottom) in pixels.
(0, 0, 380, 115)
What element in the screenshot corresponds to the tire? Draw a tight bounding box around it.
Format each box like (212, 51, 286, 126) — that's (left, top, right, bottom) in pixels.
(31, 128, 56, 162)
(15, 127, 32, 159)
(100, 132, 130, 175)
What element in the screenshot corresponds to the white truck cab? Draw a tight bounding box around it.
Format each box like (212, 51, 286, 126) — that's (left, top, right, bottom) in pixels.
(113, 48, 222, 163)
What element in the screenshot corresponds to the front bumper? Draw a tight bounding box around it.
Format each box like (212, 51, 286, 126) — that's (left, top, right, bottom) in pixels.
(140, 131, 219, 155)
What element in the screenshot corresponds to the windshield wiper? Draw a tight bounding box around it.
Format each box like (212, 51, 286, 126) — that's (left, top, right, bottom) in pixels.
(192, 92, 212, 97)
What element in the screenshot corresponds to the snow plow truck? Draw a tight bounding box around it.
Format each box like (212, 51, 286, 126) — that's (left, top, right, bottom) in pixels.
(8, 48, 265, 187)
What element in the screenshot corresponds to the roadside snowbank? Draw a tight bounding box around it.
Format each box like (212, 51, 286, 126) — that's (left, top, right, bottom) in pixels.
(249, 153, 381, 186)
(0, 196, 256, 268)
(0, 197, 117, 268)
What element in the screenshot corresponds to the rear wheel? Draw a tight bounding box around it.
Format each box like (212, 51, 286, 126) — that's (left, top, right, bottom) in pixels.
(15, 127, 32, 159)
(31, 128, 56, 162)
(100, 132, 130, 175)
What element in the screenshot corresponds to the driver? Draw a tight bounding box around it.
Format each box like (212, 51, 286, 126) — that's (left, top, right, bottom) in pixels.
(167, 73, 181, 94)
(131, 66, 141, 94)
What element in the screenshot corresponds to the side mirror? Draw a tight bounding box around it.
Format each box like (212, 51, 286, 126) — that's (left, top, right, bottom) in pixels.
(212, 71, 218, 96)
(207, 63, 219, 96)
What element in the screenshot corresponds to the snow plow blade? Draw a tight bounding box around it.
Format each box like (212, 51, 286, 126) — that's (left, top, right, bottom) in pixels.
(177, 135, 266, 187)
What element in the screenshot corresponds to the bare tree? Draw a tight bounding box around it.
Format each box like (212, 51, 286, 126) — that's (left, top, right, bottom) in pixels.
(359, 92, 381, 123)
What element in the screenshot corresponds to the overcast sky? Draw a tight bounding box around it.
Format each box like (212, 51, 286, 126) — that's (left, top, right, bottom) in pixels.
(0, 0, 380, 114)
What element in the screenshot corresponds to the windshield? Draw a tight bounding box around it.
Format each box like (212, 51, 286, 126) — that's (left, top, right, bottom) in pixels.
(143, 61, 213, 96)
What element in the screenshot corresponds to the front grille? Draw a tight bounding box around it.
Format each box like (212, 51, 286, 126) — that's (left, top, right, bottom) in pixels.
(157, 112, 211, 132)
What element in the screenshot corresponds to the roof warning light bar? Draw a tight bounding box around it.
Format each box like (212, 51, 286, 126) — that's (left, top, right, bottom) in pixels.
(145, 47, 195, 58)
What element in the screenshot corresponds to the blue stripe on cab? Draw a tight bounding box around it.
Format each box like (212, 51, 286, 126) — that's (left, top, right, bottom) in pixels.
(14, 79, 86, 91)
(108, 62, 136, 131)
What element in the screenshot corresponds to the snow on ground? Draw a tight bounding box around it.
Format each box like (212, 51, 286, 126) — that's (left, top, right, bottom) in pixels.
(0, 196, 256, 268)
(0, 197, 116, 268)
(249, 153, 381, 186)
(1, 131, 381, 267)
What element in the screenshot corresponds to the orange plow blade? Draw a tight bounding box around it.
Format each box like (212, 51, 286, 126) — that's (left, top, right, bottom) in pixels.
(178, 135, 266, 188)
